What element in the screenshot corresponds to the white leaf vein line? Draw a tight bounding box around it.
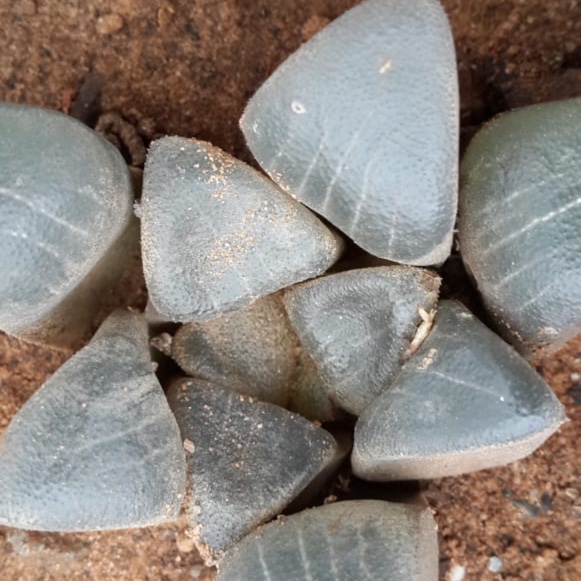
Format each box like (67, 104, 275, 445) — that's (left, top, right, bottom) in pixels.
(295, 131, 327, 199)
(386, 211, 398, 256)
(349, 150, 381, 236)
(320, 111, 374, 215)
(424, 370, 502, 400)
(480, 196, 581, 258)
(324, 528, 340, 581)
(256, 539, 273, 581)
(95, 445, 168, 476)
(512, 278, 566, 315)
(2, 229, 64, 264)
(489, 256, 544, 293)
(75, 374, 154, 412)
(71, 417, 162, 456)
(297, 521, 315, 581)
(0, 187, 89, 237)
(476, 171, 569, 218)
(356, 524, 373, 580)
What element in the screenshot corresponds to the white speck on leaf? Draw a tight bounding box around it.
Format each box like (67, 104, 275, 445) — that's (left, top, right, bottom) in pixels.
(379, 59, 392, 74)
(291, 100, 307, 114)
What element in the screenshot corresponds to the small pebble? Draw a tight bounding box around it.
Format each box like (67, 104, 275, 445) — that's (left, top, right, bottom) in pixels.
(488, 556, 503, 573)
(176, 534, 195, 553)
(449, 563, 466, 581)
(96, 13, 125, 35)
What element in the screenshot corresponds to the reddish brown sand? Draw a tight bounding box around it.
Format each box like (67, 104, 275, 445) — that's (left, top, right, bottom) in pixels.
(0, 0, 580, 579)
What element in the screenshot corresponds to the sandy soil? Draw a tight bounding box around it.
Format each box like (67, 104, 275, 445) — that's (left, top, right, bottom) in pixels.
(0, 0, 580, 579)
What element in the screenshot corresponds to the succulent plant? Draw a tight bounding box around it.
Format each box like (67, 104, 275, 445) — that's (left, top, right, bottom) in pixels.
(459, 98, 581, 353)
(0, 311, 185, 531)
(141, 136, 343, 322)
(0, 103, 136, 348)
(0, 0, 575, 579)
(217, 500, 438, 581)
(167, 379, 341, 564)
(240, 0, 459, 266)
(170, 292, 342, 422)
(352, 301, 565, 481)
(283, 266, 440, 415)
